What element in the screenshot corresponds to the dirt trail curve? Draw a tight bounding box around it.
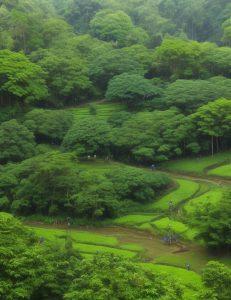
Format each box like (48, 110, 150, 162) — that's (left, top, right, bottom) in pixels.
(159, 169, 231, 187)
(131, 162, 231, 186)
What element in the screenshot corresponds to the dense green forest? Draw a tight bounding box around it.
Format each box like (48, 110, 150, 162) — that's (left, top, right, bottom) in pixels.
(0, 0, 231, 299)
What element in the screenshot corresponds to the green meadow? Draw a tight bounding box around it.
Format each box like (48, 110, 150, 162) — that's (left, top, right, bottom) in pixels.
(32, 226, 142, 259)
(208, 163, 231, 178)
(162, 151, 231, 175)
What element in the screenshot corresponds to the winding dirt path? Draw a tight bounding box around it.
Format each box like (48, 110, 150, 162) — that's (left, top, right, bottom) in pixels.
(160, 169, 231, 186)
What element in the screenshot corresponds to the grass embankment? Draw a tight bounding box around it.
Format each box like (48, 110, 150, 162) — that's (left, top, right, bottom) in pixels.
(69, 102, 125, 121)
(113, 214, 156, 226)
(208, 163, 231, 178)
(147, 178, 200, 211)
(162, 151, 231, 176)
(141, 263, 203, 300)
(113, 178, 201, 241)
(184, 188, 223, 216)
(32, 227, 141, 259)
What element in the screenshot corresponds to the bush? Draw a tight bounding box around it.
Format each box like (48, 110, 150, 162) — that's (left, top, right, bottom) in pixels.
(24, 109, 73, 144)
(0, 153, 172, 220)
(105, 166, 171, 204)
(0, 119, 36, 163)
(106, 73, 162, 108)
(62, 117, 111, 156)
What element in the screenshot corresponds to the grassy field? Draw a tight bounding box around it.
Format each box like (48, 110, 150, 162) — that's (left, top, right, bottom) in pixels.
(184, 189, 223, 216)
(208, 163, 231, 178)
(141, 263, 203, 300)
(73, 243, 136, 258)
(113, 214, 157, 226)
(148, 179, 199, 211)
(142, 263, 202, 288)
(69, 102, 125, 121)
(32, 226, 141, 258)
(33, 227, 118, 246)
(152, 217, 189, 234)
(78, 160, 126, 174)
(162, 151, 231, 175)
(112, 178, 201, 241)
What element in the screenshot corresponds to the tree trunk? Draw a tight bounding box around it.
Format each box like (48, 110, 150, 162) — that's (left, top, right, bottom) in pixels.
(211, 135, 214, 156)
(216, 136, 219, 153)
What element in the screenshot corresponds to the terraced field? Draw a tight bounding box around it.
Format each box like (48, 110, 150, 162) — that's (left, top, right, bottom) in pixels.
(28, 155, 230, 296)
(69, 102, 125, 121)
(113, 177, 202, 241)
(32, 227, 142, 259)
(208, 163, 231, 178)
(162, 151, 231, 176)
(147, 178, 200, 211)
(184, 188, 224, 216)
(142, 263, 203, 300)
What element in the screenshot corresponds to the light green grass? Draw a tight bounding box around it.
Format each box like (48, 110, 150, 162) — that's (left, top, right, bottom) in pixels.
(32, 227, 118, 247)
(208, 164, 231, 178)
(78, 160, 126, 175)
(31, 226, 136, 258)
(138, 222, 155, 233)
(142, 263, 202, 288)
(141, 263, 203, 299)
(152, 217, 189, 234)
(184, 189, 223, 216)
(183, 228, 199, 240)
(120, 243, 144, 252)
(113, 214, 156, 226)
(162, 151, 230, 174)
(149, 179, 199, 211)
(81, 253, 94, 259)
(69, 103, 124, 121)
(73, 243, 136, 258)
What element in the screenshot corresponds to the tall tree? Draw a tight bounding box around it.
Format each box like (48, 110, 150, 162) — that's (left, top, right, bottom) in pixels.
(192, 98, 231, 155)
(0, 50, 48, 105)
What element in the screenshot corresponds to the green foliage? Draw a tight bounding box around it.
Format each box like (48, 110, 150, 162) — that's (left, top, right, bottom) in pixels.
(202, 45, 231, 77)
(90, 10, 133, 46)
(24, 109, 73, 144)
(222, 18, 231, 46)
(159, 0, 230, 42)
(192, 99, 231, 153)
(106, 166, 171, 204)
(201, 261, 231, 300)
(1, 151, 81, 216)
(154, 38, 205, 79)
(1, 1, 231, 299)
(0, 212, 87, 299)
(65, 0, 103, 33)
(208, 164, 231, 178)
(42, 17, 74, 48)
(0, 152, 171, 219)
(90, 9, 149, 47)
(0, 119, 35, 163)
(64, 254, 184, 300)
(195, 189, 231, 251)
(111, 109, 196, 162)
(106, 73, 162, 108)
(89, 44, 153, 88)
(164, 77, 231, 113)
(62, 117, 112, 156)
(0, 50, 48, 105)
(32, 49, 92, 105)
